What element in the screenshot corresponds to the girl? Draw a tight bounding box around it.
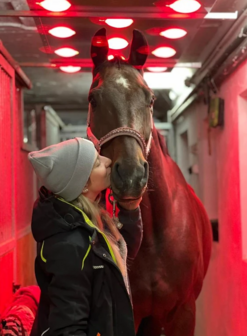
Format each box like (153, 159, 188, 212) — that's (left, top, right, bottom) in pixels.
(28, 137, 143, 336)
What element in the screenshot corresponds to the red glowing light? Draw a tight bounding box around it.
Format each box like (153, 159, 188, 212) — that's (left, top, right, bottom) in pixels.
(108, 37, 128, 50)
(54, 47, 79, 57)
(105, 19, 134, 28)
(38, 0, 71, 12)
(48, 27, 75, 38)
(169, 0, 201, 14)
(152, 47, 176, 58)
(160, 28, 187, 39)
(147, 67, 167, 72)
(60, 66, 81, 73)
(108, 55, 126, 60)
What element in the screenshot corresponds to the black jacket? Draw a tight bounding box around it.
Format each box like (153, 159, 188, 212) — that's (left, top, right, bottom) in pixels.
(30, 187, 143, 336)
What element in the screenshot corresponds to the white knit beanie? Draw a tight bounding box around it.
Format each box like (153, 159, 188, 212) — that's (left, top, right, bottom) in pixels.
(28, 138, 96, 201)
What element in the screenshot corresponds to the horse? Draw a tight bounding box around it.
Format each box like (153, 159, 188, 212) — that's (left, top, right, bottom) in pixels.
(87, 28, 212, 336)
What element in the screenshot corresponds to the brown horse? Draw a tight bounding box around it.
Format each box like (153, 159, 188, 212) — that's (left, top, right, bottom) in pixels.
(88, 28, 212, 336)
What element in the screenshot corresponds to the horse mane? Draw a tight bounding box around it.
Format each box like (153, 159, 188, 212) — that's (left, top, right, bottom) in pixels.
(155, 128, 170, 157)
(109, 55, 126, 69)
(93, 56, 126, 75)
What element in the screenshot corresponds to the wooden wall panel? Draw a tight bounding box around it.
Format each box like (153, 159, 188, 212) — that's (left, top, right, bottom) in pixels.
(0, 251, 14, 313)
(0, 54, 14, 243)
(0, 49, 36, 313)
(16, 233, 36, 287)
(13, 86, 36, 232)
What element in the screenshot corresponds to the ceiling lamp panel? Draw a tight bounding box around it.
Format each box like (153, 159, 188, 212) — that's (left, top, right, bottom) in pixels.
(48, 27, 75, 38)
(54, 47, 79, 57)
(60, 66, 81, 73)
(38, 0, 71, 12)
(160, 28, 187, 39)
(105, 19, 134, 28)
(169, 0, 201, 14)
(152, 47, 176, 58)
(147, 67, 167, 72)
(205, 11, 238, 19)
(108, 37, 128, 50)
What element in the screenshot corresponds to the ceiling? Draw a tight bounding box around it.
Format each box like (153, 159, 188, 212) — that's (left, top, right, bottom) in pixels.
(0, 0, 246, 123)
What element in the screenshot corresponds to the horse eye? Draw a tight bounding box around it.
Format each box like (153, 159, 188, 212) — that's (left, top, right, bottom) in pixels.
(89, 95, 97, 108)
(150, 96, 155, 107)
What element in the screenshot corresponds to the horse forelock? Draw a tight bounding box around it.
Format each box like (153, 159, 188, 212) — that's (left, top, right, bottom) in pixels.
(93, 59, 145, 83)
(156, 128, 170, 157)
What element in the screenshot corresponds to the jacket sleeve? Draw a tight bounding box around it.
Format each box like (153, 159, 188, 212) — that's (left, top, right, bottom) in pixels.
(44, 233, 93, 336)
(117, 205, 143, 263)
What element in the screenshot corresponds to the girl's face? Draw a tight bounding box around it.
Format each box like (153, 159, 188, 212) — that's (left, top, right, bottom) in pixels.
(87, 151, 112, 197)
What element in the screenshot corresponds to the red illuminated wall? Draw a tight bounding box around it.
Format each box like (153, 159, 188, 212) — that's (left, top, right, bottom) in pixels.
(0, 49, 37, 313)
(175, 59, 247, 336)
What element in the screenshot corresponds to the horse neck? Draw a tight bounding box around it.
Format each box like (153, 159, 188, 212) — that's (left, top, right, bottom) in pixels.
(141, 127, 187, 234)
(147, 127, 175, 202)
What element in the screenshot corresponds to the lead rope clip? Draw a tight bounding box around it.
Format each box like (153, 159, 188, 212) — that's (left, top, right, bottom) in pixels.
(108, 190, 123, 230)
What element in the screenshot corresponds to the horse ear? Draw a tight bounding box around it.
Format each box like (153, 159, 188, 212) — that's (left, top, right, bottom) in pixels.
(128, 29, 149, 70)
(91, 28, 109, 67)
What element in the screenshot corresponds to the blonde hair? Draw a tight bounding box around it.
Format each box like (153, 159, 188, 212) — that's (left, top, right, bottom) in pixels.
(71, 193, 126, 276)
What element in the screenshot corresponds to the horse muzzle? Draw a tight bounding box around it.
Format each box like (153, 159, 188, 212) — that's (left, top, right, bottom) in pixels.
(111, 159, 149, 199)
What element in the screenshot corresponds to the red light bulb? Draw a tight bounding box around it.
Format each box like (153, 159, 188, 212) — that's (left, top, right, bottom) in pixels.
(147, 67, 167, 72)
(54, 47, 79, 57)
(48, 27, 75, 38)
(108, 37, 128, 50)
(160, 28, 187, 39)
(38, 0, 71, 12)
(105, 19, 134, 28)
(152, 47, 176, 58)
(60, 66, 81, 73)
(169, 0, 201, 14)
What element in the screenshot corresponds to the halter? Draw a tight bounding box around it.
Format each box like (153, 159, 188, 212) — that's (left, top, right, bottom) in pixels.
(86, 108, 153, 160)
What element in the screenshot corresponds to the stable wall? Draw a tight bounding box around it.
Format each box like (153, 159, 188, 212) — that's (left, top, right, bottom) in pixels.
(0, 43, 37, 313)
(174, 59, 247, 336)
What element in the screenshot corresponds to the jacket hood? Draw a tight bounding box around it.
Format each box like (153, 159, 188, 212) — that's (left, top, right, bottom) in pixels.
(31, 186, 94, 242)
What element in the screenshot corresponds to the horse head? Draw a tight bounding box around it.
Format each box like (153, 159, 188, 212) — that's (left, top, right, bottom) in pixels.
(88, 28, 154, 201)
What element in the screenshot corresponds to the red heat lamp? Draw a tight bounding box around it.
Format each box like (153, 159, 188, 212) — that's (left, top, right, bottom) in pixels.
(38, 0, 71, 12)
(108, 55, 126, 60)
(160, 28, 187, 39)
(147, 67, 167, 72)
(48, 27, 76, 38)
(54, 47, 79, 57)
(60, 66, 81, 73)
(169, 0, 201, 14)
(152, 47, 176, 58)
(108, 37, 128, 50)
(105, 19, 134, 28)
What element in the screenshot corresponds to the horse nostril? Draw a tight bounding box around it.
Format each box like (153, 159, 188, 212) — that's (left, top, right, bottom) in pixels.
(114, 162, 122, 180)
(143, 161, 149, 179)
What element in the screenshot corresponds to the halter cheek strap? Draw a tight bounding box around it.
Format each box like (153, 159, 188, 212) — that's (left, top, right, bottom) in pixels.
(86, 108, 153, 159)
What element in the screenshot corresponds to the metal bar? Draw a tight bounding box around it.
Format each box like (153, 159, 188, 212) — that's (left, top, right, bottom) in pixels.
(19, 60, 201, 69)
(168, 4, 247, 121)
(0, 9, 207, 19)
(191, 7, 247, 87)
(213, 36, 247, 86)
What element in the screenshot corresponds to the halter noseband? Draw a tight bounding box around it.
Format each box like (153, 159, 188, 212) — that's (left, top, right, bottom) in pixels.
(86, 108, 153, 160)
